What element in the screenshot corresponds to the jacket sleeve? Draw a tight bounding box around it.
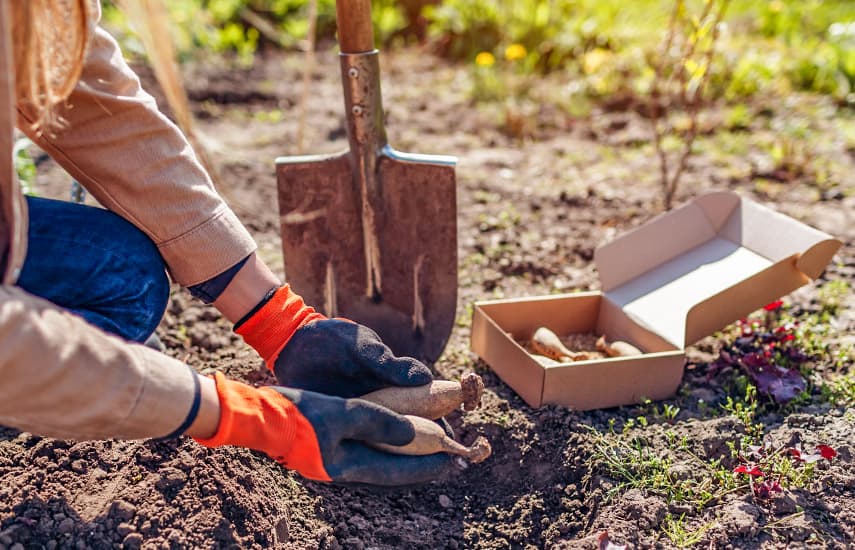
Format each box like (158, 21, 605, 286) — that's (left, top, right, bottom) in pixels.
(0, 286, 198, 440)
(16, 26, 256, 287)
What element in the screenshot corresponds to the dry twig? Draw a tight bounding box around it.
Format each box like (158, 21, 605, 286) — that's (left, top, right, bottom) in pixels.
(647, 0, 730, 209)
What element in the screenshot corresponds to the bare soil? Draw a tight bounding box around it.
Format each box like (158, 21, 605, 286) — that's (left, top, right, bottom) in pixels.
(1, 47, 853, 549)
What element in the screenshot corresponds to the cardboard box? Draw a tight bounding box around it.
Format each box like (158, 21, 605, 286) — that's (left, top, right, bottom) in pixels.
(470, 191, 842, 410)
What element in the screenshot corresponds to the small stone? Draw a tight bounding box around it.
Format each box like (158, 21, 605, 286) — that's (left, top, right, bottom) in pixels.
(773, 493, 798, 515)
(111, 500, 137, 521)
(11, 544, 24, 550)
(75, 540, 87, 550)
(122, 532, 143, 550)
(723, 500, 760, 536)
(155, 468, 187, 491)
(343, 538, 364, 550)
(58, 517, 75, 534)
(0, 534, 12, 545)
(438, 495, 453, 508)
(668, 463, 694, 481)
(45, 541, 58, 550)
(274, 517, 290, 543)
(117, 523, 135, 537)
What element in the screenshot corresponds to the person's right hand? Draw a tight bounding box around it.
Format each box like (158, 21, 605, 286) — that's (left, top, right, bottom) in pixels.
(193, 372, 456, 486)
(234, 284, 433, 397)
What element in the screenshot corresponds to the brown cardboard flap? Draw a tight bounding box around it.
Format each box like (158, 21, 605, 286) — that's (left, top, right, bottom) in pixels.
(718, 194, 839, 266)
(596, 191, 842, 348)
(606, 237, 773, 347)
(595, 202, 723, 292)
(797, 239, 843, 279)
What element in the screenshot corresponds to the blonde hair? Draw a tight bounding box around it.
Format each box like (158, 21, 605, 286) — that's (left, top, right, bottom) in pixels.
(12, 0, 92, 135)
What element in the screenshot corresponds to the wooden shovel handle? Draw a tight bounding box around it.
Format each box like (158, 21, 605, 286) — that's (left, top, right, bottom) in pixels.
(335, 0, 375, 53)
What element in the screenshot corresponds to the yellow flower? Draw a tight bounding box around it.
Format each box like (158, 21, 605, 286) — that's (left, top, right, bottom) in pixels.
(504, 43, 527, 61)
(475, 51, 496, 67)
(769, 0, 784, 13)
(582, 48, 613, 75)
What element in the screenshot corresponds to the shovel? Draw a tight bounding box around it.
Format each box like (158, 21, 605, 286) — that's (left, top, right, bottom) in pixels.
(275, 0, 458, 363)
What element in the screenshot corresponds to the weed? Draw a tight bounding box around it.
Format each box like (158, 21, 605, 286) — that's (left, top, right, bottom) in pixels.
(720, 383, 763, 444)
(589, 429, 676, 501)
(639, 398, 682, 424)
(661, 513, 715, 548)
(712, 285, 852, 408)
(587, 424, 740, 510)
(821, 375, 855, 407)
(731, 440, 837, 501)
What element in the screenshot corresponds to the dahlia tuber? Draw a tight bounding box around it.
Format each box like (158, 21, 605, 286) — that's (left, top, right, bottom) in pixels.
(596, 335, 643, 357)
(371, 415, 492, 463)
(531, 327, 589, 362)
(360, 373, 484, 419)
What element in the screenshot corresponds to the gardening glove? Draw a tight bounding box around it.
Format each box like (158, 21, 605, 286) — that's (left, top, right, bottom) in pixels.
(193, 372, 456, 486)
(234, 285, 433, 397)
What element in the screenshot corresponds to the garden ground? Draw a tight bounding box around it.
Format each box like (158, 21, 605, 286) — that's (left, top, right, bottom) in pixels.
(1, 46, 853, 549)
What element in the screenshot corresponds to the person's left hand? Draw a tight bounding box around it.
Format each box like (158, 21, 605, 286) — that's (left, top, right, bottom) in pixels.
(194, 372, 456, 486)
(234, 285, 433, 397)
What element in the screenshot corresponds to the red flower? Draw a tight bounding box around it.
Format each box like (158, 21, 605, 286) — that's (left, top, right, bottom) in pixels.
(788, 446, 827, 464)
(734, 464, 764, 477)
(816, 445, 838, 460)
(764, 300, 784, 311)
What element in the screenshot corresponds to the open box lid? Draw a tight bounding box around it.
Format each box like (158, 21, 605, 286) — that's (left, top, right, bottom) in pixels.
(594, 191, 842, 348)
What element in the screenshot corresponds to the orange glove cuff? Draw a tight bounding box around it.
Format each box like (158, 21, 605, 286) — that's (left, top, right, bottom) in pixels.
(235, 285, 326, 370)
(193, 372, 331, 482)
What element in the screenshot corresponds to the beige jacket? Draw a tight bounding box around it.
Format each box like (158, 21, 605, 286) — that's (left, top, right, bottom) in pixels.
(0, 2, 256, 439)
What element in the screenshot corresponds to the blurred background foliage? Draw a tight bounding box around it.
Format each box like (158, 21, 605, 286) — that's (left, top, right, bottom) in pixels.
(101, 0, 854, 105)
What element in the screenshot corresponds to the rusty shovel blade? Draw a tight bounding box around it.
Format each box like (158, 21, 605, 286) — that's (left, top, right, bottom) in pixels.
(275, 147, 457, 363)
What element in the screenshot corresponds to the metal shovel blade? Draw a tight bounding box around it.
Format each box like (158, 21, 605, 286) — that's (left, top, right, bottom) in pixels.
(276, 147, 457, 363)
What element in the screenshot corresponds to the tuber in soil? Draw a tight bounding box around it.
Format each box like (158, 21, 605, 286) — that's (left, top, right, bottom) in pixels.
(360, 373, 484, 419)
(371, 415, 492, 463)
(531, 327, 589, 362)
(596, 335, 643, 357)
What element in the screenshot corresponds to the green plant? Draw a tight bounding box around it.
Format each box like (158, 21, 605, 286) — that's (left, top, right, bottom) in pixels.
(13, 138, 37, 196)
(661, 513, 715, 548)
(586, 426, 739, 509)
(720, 383, 762, 444)
(821, 374, 855, 406)
(103, 0, 408, 60)
(712, 290, 851, 406)
(639, 398, 682, 423)
(732, 440, 837, 500)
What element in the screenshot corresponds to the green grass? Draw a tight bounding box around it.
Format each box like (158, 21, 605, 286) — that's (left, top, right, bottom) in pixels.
(661, 513, 715, 548)
(104, 0, 855, 103)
